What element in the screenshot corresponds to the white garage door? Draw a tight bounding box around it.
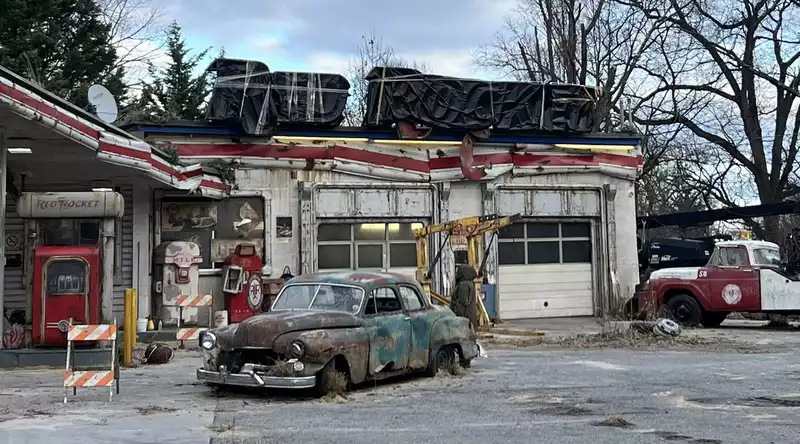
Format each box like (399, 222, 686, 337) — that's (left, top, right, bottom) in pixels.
(316, 222, 423, 277)
(498, 221, 594, 319)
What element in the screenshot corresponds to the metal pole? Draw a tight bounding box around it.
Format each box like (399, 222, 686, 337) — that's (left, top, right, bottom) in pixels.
(0, 129, 7, 350)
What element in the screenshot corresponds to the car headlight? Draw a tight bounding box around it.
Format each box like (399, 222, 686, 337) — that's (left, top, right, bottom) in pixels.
(201, 332, 217, 350)
(290, 340, 305, 358)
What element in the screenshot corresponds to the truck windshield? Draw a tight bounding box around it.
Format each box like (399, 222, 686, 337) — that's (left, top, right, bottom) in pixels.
(753, 248, 781, 266)
(271, 284, 365, 313)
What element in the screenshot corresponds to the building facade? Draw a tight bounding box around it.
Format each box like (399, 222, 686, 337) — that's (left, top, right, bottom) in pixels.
(133, 124, 642, 320)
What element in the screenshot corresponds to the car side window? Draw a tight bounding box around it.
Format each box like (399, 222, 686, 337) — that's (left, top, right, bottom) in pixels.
(398, 286, 425, 311)
(722, 247, 748, 266)
(364, 287, 402, 315)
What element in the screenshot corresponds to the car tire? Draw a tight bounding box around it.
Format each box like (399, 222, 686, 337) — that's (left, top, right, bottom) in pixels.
(311, 360, 348, 399)
(423, 346, 456, 377)
(702, 311, 729, 328)
(666, 294, 702, 327)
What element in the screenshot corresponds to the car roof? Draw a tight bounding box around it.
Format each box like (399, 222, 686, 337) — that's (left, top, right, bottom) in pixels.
(286, 271, 419, 288)
(717, 240, 779, 249)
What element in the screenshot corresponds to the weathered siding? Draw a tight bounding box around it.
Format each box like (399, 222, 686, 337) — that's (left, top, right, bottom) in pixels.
(3, 195, 26, 311)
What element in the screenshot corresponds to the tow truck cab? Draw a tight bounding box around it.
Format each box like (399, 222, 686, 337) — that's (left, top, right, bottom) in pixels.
(638, 240, 797, 327)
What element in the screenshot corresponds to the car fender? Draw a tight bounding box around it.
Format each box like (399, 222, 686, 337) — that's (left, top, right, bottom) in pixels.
(650, 279, 710, 310)
(277, 328, 370, 383)
(428, 314, 479, 361)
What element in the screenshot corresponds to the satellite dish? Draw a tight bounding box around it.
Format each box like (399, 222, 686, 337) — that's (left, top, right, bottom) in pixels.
(88, 84, 118, 123)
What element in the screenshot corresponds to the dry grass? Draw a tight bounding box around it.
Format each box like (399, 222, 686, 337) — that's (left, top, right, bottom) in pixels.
(593, 415, 635, 428)
(207, 423, 234, 433)
(319, 371, 349, 403)
(267, 360, 293, 377)
(134, 405, 177, 416)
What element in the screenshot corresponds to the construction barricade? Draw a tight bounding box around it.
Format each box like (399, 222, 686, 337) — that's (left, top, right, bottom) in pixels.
(175, 294, 213, 347)
(64, 320, 119, 403)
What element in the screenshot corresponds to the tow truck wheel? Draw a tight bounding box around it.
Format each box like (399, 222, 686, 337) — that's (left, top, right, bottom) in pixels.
(666, 294, 702, 327)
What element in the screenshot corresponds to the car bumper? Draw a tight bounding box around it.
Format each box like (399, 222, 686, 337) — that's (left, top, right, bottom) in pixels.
(197, 369, 317, 389)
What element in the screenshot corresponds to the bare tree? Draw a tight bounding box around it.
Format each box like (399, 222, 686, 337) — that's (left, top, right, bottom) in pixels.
(344, 29, 429, 126)
(624, 0, 800, 241)
(474, 0, 663, 132)
(96, 0, 167, 89)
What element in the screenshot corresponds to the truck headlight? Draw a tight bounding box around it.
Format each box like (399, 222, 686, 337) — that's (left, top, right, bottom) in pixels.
(290, 340, 305, 358)
(201, 332, 217, 350)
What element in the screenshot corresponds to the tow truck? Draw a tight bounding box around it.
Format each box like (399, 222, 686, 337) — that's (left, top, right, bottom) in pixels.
(638, 239, 800, 327)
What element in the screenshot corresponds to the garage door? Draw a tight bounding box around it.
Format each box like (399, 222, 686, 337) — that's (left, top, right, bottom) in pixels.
(316, 222, 423, 277)
(497, 221, 594, 319)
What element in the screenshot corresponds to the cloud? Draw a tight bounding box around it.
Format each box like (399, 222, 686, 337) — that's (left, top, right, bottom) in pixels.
(166, 0, 514, 78)
(251, 37, 282, 53)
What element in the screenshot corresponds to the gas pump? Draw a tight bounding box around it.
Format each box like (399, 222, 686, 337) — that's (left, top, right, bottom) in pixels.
(221, 243, 265, 322)
(32, 246, 101, 346)
(152, 241, 204, 326)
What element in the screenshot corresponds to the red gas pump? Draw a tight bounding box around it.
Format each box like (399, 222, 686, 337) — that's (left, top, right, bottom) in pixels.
(32, 246, 101, 346)
(222, 243, 265, 323)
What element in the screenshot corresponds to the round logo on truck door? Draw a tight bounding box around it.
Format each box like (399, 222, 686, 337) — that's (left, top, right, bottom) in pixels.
(247, 276, 264, 311)
(721, 284, 742, 305)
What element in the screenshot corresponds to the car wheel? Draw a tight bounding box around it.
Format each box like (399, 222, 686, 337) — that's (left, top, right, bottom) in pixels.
(311, 360, 348, 398)
(702, 311, 729, 328)
(423, 346, 456, 377)
(666, 294, 702, 327)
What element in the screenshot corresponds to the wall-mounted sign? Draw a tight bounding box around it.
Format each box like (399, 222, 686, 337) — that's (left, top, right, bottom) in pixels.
(16, 192, 124, 219)
(5, 230, 22, 253)
(211, 239, 265, 262)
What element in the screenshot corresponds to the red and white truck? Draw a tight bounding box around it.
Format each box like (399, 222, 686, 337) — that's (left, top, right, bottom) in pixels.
(638, 240, 798, 327)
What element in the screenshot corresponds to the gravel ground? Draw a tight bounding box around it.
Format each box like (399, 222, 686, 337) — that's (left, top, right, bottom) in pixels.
(1, 329, 799, 444)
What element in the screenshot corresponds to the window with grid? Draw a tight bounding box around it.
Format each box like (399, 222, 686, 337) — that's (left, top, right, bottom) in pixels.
(317, 222, 423, 270)
(497, 222, 592, 265)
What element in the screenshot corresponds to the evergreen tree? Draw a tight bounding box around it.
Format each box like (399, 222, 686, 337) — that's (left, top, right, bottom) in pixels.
(138, 21, 211, 121)
(0, 0, 127, 110)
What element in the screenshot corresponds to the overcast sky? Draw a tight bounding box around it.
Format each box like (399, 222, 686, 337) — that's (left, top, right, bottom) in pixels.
(162, 0, 515, 79)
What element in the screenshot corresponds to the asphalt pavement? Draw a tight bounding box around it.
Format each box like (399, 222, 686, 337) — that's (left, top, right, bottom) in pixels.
(1, 334, 799, 444)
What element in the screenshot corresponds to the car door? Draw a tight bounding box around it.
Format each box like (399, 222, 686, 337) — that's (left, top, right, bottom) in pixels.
(362, 286, 412, 375)
(398, 284, 433, 369)
(705, 246, 760, 311)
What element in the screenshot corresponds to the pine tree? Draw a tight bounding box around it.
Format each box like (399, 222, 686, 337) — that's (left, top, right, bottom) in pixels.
(0, 0, 127, 110)
(138, 21, 211, 121)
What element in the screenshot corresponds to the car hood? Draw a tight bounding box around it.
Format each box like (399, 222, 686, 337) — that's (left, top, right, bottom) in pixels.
(230, 310, 362, 349)
(649, 267, 701, 281)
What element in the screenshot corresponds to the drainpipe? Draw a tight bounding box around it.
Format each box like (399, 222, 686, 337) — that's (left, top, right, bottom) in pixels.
(0, 129, 6, 348)
(101, 218, 115, 324)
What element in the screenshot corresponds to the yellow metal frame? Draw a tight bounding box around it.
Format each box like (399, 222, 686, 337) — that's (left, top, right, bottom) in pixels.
(414, 213, 521, 330)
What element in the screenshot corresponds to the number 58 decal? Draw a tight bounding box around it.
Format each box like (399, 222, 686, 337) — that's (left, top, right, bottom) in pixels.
(698, 270, 708, 278)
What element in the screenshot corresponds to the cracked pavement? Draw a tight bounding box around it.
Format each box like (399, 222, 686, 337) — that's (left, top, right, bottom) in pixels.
(1, 326, 800, 444)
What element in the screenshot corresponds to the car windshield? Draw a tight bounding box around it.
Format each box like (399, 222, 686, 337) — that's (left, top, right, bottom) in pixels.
(271, 284, 365, 313)
(753, 248, 781, 266)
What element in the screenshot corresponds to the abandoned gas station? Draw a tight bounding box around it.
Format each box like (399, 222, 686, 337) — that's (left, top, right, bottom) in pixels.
(1, 57, 645, 360)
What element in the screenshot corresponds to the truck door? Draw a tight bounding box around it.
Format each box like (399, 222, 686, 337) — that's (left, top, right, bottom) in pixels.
(705, 246, 760, 311)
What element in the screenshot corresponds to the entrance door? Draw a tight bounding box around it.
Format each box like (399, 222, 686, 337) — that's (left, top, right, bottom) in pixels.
(705, 245, 760, 311)
(362, 286, 411, 375)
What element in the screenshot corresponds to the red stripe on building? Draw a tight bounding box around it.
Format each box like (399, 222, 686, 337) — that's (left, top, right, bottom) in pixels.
(0, 82, 100, 139)
(175, 143, 431, 173)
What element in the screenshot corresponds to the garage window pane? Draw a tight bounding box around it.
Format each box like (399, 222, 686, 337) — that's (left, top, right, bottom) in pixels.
(527, 223, 559, 238)
(318, 245, 350, 269)
(527, 241, 560, 263)
(561, 223, 591, 238)
(563, 240, 592, 263)
(318, 224, 350, 241)
(390, 243, 417, 267)
(499, 223, 524, 239)
(354, 223, 386, 241)
(498, 242, 525, 265)
(388, 223, 423, 241)
(357, 245, 383, 268)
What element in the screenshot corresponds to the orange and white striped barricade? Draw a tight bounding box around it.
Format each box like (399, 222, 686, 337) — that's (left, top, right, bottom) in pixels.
(64, 319, 119, 403)
(175, 294, 213, 347)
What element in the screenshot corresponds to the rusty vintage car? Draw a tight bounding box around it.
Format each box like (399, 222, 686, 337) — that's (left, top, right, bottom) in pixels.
(196, 271, 482, 396)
